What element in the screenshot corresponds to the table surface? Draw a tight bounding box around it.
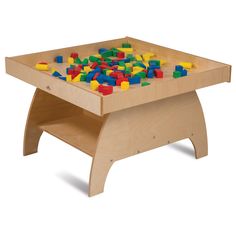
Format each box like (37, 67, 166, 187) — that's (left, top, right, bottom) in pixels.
(5, 37, 231, 116)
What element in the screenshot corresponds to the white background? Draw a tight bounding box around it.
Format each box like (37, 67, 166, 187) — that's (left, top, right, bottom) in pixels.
(0, 0, 235, 235)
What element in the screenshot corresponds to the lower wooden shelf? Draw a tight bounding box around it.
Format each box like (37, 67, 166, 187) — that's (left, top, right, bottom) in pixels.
(39, 115, 103, 157)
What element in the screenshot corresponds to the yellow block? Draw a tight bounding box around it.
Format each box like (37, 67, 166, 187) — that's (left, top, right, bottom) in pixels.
(66, 75, 72, 82)
(142, 54, 150, 62)
(125, 63, 132, 68)
(179, 62, 193, 69)
(145, 52, 155, 57)
(135, 54, 143, 61)
(72, 74, 81, 82)
(131, 66, 144, 75)
(143, 62, 149, 67)
(35, 63, 49, 71)
(117, 48, 133, 53)
(90, 80, 100, 91)
(106, 69, 113, 76)
(67, 57, 74, 64)
(121, 81, 130, 91)
(94, 54, 102, 58)
(84, 66, 92, 73)
(118, 66, 125, 71)
(133, 66, 144, 72)
(160, 59, 167, 66)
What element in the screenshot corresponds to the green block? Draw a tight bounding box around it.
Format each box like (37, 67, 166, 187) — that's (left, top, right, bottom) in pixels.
(122, 43, 132, 48)
(127, 54, 136, 61)
(105, 58, 112, 63)
(74, 57, 82, 64)
(89, 56, 100, 62)
(102, 69, 108, 75)
(101, 50, 113, 58)
(80, 73, 87, 81)
(125, 67, 131, 74)
(136, 71, 146, 79)
(133, 62, 146, 69)
(119, 61, 125, 66)
(141, 81, 150, 87)
(82, 58, 89, 65)
(173, 71, 181, 78)
(111, 48, 119, 57)
(149, 60, 160, 66)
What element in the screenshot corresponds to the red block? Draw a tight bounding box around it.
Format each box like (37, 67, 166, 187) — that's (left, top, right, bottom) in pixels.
(154, 69, 163, 78)
(91, 62, 98, 69)
(71, 71, 80, 79)
(70, 52, 78, 59)
(116, 77, 128, 86)
(93, 72, 100, 80)
(98, 85, 113, 95)
(117, 72, 124, 79)
(67, 68, 74, 75)
(117, 52, 125, 58)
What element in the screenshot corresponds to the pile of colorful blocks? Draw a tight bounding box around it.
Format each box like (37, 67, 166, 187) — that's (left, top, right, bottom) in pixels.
(35, 43, 193, 95)
(52, 43, 164, 95)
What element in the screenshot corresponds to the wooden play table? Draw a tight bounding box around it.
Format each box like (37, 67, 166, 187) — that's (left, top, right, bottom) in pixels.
(5, 37, 231, 196)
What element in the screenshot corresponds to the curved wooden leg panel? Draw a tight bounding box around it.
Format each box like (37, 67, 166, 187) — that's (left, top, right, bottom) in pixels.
(88, 91, 208, 196)
(23, 89, 83, 156)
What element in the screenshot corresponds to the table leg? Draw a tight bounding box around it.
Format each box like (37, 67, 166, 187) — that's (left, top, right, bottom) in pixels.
(89, 90, 208, 196)
(23, 88, 82, 156)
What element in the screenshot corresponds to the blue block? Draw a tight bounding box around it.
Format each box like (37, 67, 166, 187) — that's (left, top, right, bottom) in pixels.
(147, 70, 154, 78)
(99, 48, 108, 54)
(97, 74, 105, 84)
(52, 71, 62, 77)
(122, 58, 131, 63)
(55, 55, 63, 63)
(106, 77, 116, 86)
(129, 76, 141, 84)
(58, 76, 66, 81)
(93, 67, 102, 73)
(181, 69, 187, 76)
(86, 72, 95, 83)
(148, 65, 160, 70)
(175, 65, 183, 72)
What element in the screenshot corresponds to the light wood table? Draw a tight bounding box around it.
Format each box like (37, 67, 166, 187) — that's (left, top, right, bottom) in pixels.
(5, 37, 231, 196)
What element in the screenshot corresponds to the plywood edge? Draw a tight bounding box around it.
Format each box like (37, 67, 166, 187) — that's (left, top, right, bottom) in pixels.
(5, 57, 102, 116)
(101, 65, 231, 115)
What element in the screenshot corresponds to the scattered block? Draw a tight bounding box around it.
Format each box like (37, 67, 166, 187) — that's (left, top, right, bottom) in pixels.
(129, 76, 141, 84)
(117, 48, 133, 53)
(51, 70, 62, 77)
(35, 63, 49, 71)
(135, 55, 142, 61)
(181, 69, 188, 76)
(122, 43, 132, 48)
(55, 56, 63, 63)
(117, 52, 125, 58)
(67, 57, 74, 64)
(175, 65, 183, 71)
(141, 81, 150, 86)
(173, 71, 181, 78)
(179, 62, 193, 69)
(121, 81, 130, 90)
(90, 80, 100, 91)
(72, 73, 81, 82)
(70, 52, 78, 59)
(154, 69, 163, 78)
(98, 85, 113, 95)
(66, 75, 72, 82)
